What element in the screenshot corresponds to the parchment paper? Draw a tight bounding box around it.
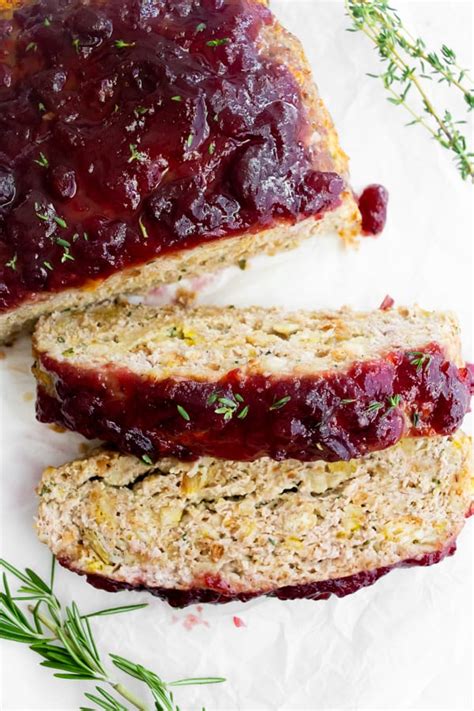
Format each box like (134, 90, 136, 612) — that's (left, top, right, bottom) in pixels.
(1, 2, 472, 709)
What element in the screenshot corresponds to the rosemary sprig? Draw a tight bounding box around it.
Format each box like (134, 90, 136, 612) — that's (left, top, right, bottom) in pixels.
(0, 557, 225, 711)
(345, 0, 474, 180)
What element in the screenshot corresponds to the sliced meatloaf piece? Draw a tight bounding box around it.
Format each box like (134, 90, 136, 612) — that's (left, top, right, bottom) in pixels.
(0, 0, 361, 343)
(35, 434, 474, 608)
(33, 303, 473, 462)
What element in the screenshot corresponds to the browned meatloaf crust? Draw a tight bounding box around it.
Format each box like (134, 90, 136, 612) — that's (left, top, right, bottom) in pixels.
(33, 303, 473, 462)
(0, 0, 360, 342)
(36, 434, 473, 608)
(73, 543, 459, 607)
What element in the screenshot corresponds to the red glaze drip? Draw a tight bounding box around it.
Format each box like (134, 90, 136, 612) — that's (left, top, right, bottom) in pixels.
(0, 0, 344, 312)
(36, 344, 472, 462)
(359, 184, 389, 235)
(58, 540, 458, 608)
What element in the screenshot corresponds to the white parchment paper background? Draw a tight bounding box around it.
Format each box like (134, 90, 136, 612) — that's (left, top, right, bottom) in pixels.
(1, 1, 472, 709)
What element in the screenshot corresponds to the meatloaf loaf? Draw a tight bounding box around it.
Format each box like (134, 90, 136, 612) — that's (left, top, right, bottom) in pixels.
(33, 302, 473, 462)
(35, 433, 474, 607)
(0, 0, 361, 342)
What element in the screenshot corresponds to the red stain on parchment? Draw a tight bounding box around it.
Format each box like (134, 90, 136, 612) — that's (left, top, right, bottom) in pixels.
(233, 616, 246, 628)
(171, 606, 210, 631)
(183, 613, 210, 631)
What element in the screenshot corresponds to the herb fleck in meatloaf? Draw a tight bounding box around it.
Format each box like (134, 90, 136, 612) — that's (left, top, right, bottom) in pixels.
(0, 0, 361, 343)
(33, 303, 473, 462)
(36, 434, 474, 607)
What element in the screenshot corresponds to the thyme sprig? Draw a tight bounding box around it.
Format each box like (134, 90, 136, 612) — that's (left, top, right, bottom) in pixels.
(0, 557, 225, 711)
(345, 0, 474, 180)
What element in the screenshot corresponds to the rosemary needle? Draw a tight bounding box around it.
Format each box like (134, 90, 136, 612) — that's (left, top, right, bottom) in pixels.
(0, 557, 225, 710)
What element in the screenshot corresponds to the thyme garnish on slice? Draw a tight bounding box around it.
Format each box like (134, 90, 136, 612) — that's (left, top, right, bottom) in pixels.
(177, 405, 191, 421)
(138, 215, 149, 239)
(128, 144, 147, 164)
(0, 557, 225, 711)
(269, 396, 291, 411)
(209, 392, 248, 421)
(115, 40, 136, 49)
(366, 401, 384, 413)
(408, 351, 432, 372)
(206, 38, 229, 48)
(35, 203, 68, 230)
(5, 253, 17, 270)
(34, 152, 49, 168)
(387, 394, 402, 408)
(345, 0, 474, 180)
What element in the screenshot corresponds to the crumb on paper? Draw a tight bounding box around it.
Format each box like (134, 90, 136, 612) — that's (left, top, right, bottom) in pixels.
(0, 350, 5, 360)
(22, 391, 34, 402)
(233, 615, 246, 628)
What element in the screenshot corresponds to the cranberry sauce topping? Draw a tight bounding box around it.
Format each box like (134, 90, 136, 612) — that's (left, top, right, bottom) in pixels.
(358, 184, 388, 235)
(61, 540, 457, 608)
(0, 0, 344, 312)
(36, 344, 472, 462)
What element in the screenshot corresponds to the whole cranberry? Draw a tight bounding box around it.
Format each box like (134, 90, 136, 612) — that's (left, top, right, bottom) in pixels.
(0, 63, 12, 88)
(358, 184, 389, 236)
(50, 166, 77, 200)
(68, 8, 113, 48)
(74, 218, 129, 272)
(0, 166, 15, 209)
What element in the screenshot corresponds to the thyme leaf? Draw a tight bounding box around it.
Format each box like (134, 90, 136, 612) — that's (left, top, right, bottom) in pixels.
(177, 405, 191, 422)
(269, 396, 291, 411)
(5, 253, 17, 270)
(408, 351, 432, 372)
(34, 152, 49, 168)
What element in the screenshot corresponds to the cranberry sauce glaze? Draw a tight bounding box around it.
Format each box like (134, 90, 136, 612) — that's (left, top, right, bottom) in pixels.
(61, 540, 458, 608)
(36, 343, 473, 461)
(0, 0, 346, 312)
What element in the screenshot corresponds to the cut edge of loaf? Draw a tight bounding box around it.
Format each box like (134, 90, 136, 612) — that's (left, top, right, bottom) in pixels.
(2, 199, 359, 343)
(32, 302, 463, 377)
(36, 433, 473, 604)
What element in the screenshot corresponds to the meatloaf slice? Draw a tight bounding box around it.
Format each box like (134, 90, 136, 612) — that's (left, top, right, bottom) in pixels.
(0, 0, 360, 343)
(33, 303, 473, 462)
(35, 433, 473, 608)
